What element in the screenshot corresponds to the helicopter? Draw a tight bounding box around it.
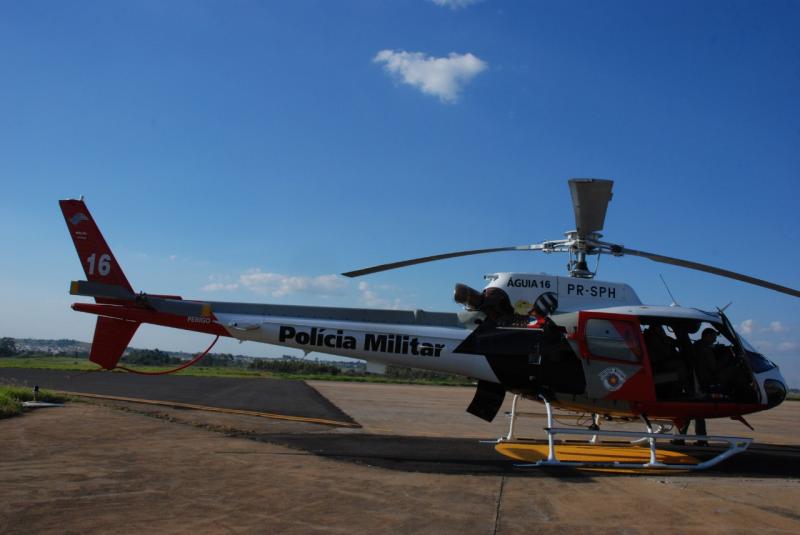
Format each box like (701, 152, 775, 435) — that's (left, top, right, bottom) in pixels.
(60, 179, 796, 470)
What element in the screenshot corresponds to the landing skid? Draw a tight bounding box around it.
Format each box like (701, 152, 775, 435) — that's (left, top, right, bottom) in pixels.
(490, 395, 752, 471)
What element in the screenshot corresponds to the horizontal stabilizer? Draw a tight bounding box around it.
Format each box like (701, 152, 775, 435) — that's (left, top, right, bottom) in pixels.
(70, 281, 214, 317)
(71, 280, 136, 301)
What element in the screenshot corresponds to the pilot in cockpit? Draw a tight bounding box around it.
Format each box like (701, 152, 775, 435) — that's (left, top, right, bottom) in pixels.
(693, 327, 742, 398)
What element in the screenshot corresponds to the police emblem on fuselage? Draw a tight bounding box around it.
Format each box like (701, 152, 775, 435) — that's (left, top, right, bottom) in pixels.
(599, 367, 627, 391)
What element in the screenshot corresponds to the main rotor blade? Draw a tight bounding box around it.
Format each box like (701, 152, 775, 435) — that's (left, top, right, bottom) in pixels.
(569, 178, 614, 239)
(342, 246, 536, 278)
(620, 246, 800, 298)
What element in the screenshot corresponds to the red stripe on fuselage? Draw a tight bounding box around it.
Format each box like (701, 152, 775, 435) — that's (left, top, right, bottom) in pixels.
(72, 303, 229, 337)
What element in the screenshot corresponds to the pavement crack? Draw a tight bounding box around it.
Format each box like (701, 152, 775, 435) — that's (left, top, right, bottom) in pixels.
(691, 485, 800, 522)
(492, 475, 506, 535)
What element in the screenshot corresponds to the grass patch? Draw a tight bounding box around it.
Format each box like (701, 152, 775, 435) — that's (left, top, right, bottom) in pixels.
(0, 386, 69, 419)
(0, 356, 97, 372)
(0, 357, 474, 386)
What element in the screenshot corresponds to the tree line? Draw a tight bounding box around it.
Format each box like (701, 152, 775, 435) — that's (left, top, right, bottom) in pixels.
(0, 338, 18, 357)
(0, 337, 467, 382)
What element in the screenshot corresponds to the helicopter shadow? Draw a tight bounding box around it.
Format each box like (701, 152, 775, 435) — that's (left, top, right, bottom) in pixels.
(246, 433, 800, 481)
(703, 442, 800, 478)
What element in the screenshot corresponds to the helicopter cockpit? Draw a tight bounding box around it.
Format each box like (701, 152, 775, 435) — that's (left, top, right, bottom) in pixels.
(639, 313, 777, 405)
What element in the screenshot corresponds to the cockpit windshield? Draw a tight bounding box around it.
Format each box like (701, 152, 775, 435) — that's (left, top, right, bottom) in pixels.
(736, 332, 778, 373)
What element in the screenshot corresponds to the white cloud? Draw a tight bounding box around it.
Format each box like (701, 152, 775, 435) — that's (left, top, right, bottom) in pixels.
(374, 49, 487, 103)
(777, 341, 798, 353)
(202, 282, 239, 292)
(237, 270, 346, 298)
(202, 274, 239, 292)
(200, 269, 412, 309)
(739, 319, 789, 336)
(739, 319, 755, 336)
(430, 0, 483, 9)
(357, 281, 404, 309)
(751, 339, 774, 352)
(200, 269, 415, 309)
(768, 321, 786, 333)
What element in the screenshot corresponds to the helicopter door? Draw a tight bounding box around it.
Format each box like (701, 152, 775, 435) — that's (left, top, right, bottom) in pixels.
(576, 312, 655, 403)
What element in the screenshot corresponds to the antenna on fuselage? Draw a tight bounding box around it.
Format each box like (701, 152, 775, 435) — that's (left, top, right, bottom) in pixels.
(659, 274, 680, 307)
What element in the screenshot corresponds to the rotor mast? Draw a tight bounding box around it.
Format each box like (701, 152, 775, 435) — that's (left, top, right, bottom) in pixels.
(565, 232, 595, 279)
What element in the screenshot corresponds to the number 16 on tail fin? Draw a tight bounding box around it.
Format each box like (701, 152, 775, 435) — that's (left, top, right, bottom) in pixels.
(59, 198, 134, 295)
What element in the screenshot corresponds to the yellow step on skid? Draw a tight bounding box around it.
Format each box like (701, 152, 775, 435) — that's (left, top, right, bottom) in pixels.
(496, 441, 698, 468)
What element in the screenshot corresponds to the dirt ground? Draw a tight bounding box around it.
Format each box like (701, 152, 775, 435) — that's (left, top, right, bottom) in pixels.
(1, 382, 799, 534)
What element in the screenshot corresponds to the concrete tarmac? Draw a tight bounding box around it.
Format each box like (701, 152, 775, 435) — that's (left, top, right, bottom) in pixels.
(1, 373, 799, 533)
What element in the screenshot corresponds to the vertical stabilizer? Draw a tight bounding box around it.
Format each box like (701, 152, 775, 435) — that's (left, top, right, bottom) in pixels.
(59, 199, 134, 294)
(90, 316, 139, 370)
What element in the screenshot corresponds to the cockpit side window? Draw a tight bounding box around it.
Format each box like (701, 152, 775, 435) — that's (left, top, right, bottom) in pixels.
(641, 323, 680, 363)
(585, 318, 642, 362)
(640, 321, 691, 398)
(691, 321, 733, 388)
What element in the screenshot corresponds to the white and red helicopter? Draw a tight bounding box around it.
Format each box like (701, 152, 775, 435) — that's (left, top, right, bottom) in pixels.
(60, 179, 795, 470)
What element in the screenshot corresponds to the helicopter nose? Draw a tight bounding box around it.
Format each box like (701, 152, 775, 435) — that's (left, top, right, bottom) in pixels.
(763, 377, 787, 408)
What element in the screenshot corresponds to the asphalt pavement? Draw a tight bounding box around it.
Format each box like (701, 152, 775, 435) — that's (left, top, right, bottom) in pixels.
(0, 368, 354, 423)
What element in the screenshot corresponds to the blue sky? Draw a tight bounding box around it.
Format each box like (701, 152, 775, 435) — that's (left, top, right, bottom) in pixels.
(1, 1, 798, 384)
